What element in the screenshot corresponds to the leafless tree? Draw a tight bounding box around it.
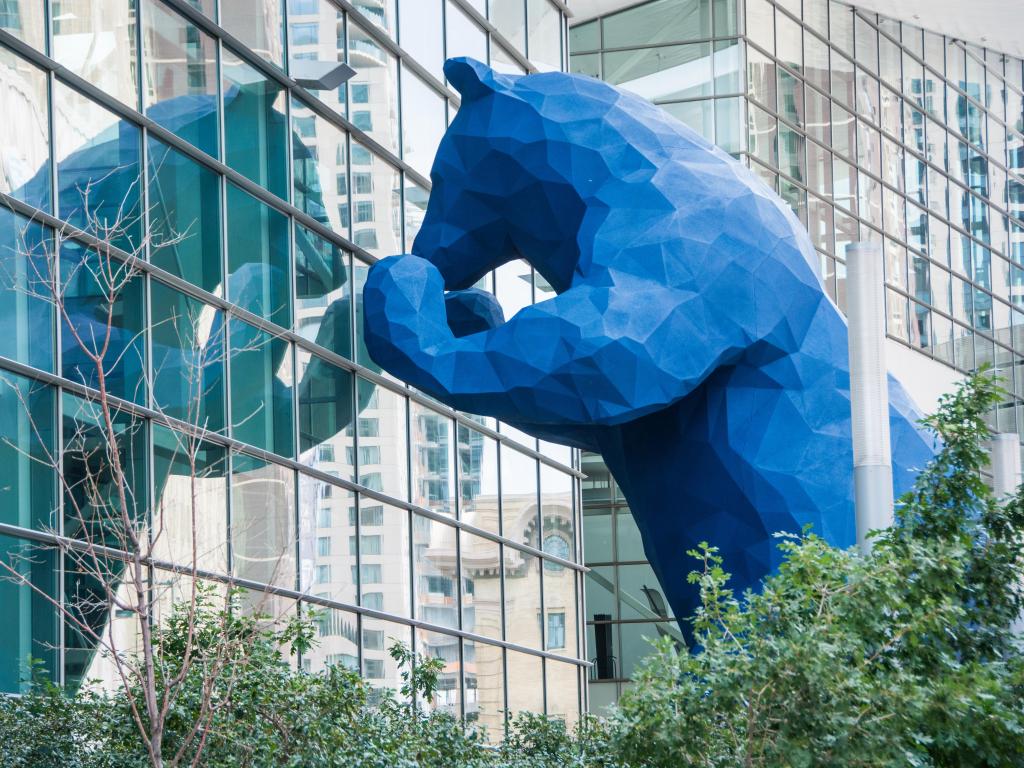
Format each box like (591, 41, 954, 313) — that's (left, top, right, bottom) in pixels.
(0, 177, 295, 768)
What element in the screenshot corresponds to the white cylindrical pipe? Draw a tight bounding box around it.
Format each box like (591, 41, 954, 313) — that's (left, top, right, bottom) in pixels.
(990, 432, 1022, 500)
(846, 242, 893, 552)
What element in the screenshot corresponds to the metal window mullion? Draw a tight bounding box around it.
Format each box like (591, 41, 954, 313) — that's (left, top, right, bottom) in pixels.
(404, 392, 414, 621)
(219, 19, 234, 578)
(54, 345, 65, 686)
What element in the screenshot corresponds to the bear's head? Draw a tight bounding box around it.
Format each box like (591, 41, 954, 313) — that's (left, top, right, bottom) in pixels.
(413, 57, 668, 296)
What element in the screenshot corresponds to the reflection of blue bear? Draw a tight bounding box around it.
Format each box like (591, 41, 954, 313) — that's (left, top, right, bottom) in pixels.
(363, 58, 936, 626)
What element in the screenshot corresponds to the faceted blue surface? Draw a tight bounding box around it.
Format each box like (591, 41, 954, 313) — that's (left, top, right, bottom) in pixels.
(363, 58, 937, 625)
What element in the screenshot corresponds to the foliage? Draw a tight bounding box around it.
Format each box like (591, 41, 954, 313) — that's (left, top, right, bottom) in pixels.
(608, 371, 1024, 767)
(0, 590, 600, 768)
(2, 373, 1023, 767)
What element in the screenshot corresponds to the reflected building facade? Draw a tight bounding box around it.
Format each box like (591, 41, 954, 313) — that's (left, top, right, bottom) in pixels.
(572, 0, 1024, 708)
(0, 0, 585, 736)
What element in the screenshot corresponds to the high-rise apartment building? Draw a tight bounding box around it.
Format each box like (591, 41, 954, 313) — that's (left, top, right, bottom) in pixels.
(0, 0, 585, 737)
(572, 0, 1024, 708)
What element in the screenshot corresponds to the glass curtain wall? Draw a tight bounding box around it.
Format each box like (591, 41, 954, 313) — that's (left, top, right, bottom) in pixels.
(0, 0, 583, 734)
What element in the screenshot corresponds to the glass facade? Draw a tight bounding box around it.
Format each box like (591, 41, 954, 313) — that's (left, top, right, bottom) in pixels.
(0, 0, 582, 735)
(573, 0, 1024, 707)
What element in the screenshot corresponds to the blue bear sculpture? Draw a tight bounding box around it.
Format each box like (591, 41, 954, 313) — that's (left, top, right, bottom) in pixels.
(363, 58, 935, 627)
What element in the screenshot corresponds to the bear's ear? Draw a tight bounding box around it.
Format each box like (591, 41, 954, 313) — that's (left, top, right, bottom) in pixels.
(444, 57, 505, 101)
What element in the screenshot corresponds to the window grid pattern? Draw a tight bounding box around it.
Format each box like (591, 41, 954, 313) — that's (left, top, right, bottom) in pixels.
(0, 0, 582, 735)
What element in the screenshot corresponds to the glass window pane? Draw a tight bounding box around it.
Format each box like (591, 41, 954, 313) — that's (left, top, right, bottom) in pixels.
(602, 0, 709, 48)
(0, 534, 58, 691)
(417, 626, 461, 715)
(148, 137, 222, 293)
(854, 13, 878, 74)
(504, 547, 541, 649)
(411, 402, 454, 516)
(61, 390, 148, 544)
(545, 660, 580, 723)
(231, 452, 296, 589)
(152, 425, 228, 571)
(349, 142, 401, 258)
(229, 318, 294, 457)
(582, 507, 611, 564)
(355, 377, 408, 500)
(220, 0, 284, 66)
(52, 0, 138, 107)
(748, 103, 778, 167)
(804, 28, 829, 93)
(445, 1, 487, 66)
(747, 45, 777, 110)
(540, 463, 575, 563)
(302, 606, 359, 673)
(0, 47, 50, 211)
(569, 19, 598, 52)
(775, 7, 802, 73)
(287, 0, 346, 117)
(359, 501, 409, 616)
(142, 0, 219, 157)
(542, 558, 578, 655)
(413, 513, 458, 628)
(0, 210, 54, 371)
(458, 422, 499, 534)
(298, 474, 355, 603)
(60, 240, 147, 404)
(61, 390, 147, 690)
(402, 67, 445, 179)
(490, 0, 526, 55)
(527, 0, 561, 72)
(714, 39, 743, 95)
(494, 258, 533, 320)
(400, 0, 443, 81)
(347, 20, 400, 155)
(226, 183, 291, 327)
(151, 280, 225, 431)
(604, 43, 712, 103)
(0, 372, 55, 531)
(362, 618, 409, 695)
(620, 621, 681, 678)
(0, 0, 46, 50)
(461, 530, 501, 639)
(296, 348, 354, 476)
(465, 637, 504, 740)
(404, 179, 428, 251)
(295, 226, 352, 358)
(500, 446, 538, 546)
(615, 508, 646, 562)
(618, 562, 670, 620)
(292, 96, 349, 235)
(745, 0, 774, 54)
(505, 650, 543, 715)
(223, 48, 288, 198)
(54, 81, 142, 252)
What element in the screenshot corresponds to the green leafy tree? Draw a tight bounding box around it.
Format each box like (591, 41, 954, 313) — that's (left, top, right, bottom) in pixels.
(609, 371, 1024, 767)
